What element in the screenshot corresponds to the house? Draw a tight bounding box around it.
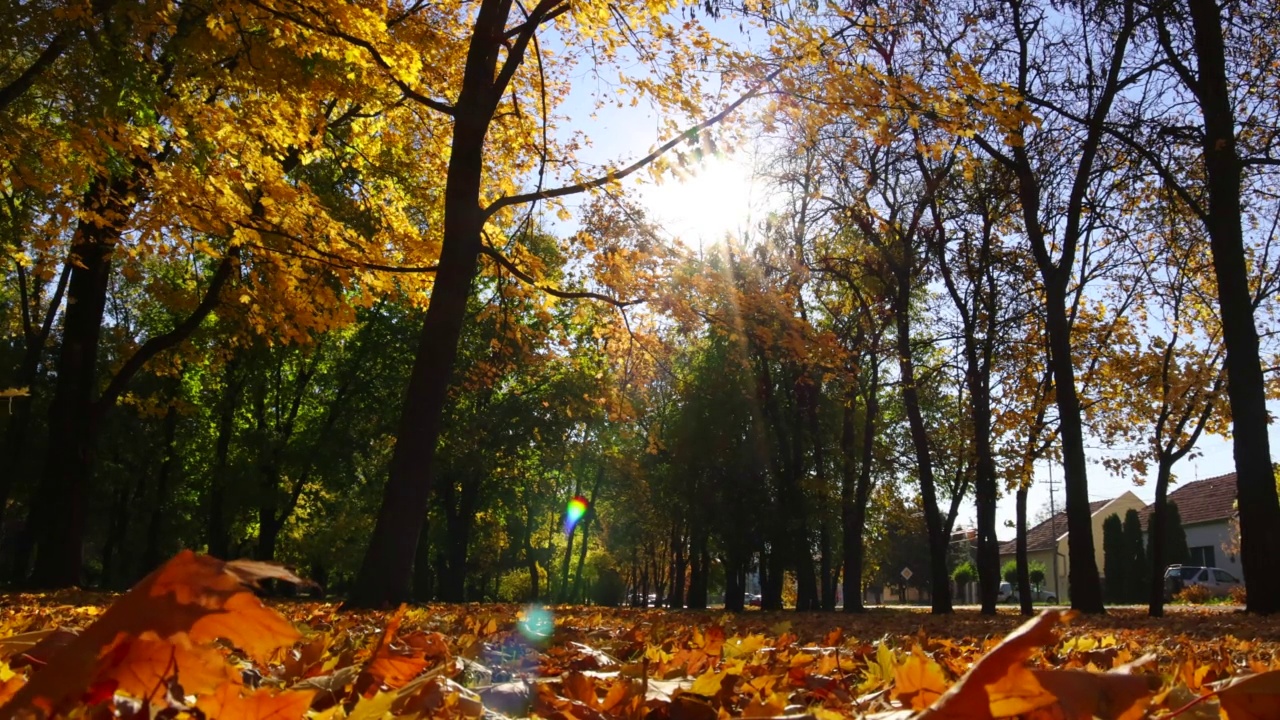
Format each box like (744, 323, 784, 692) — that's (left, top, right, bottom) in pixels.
(998, 491, 1146, 602)
(1138, 474, 1242, 580)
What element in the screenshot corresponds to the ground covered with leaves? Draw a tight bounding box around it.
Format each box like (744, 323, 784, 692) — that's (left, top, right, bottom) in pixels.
(0, 554, 1277, 719)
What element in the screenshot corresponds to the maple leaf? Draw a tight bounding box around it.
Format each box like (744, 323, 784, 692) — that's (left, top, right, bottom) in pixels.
(95, 632, 237, 703)
(0, 551, 307, 717)
(1213, 669, 1280, 720)
(195, 683, 316, 720)
(918, 610, 1064, 718)
(1032, 666, 1158, 720)
(357, 607, 430, 695)
(892, 652, 949, 709)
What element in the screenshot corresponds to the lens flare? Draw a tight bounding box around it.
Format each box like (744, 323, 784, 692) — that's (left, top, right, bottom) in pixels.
(517, 605, 553, 644)
(564, 495, 589, 535)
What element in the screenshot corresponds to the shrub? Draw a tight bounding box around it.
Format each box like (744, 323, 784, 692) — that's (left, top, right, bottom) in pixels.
(1228, 584, 1247, 605)
(952, 561, 977, 586)
(1175, 583, 1213, 604)
(1029, 561, 1047, 588)
(1002, 560, 1018, 584)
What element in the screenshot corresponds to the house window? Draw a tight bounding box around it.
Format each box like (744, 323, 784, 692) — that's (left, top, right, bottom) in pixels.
(1189, 546, 1216, 568)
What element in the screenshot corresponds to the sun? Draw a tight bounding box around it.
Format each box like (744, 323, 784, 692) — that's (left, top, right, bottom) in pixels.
(638, 153, 760, 247)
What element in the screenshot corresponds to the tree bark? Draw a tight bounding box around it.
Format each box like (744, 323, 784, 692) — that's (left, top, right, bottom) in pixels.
(207, 362, 242, 560)
(893, 272, 952, 614)
(28, 174, 136, 587)
(1016, 484, 1033, 616)
(842, 359, 878, 613)
(141, 404, 179, 577)
(1187, 0, 1280, 614)
(347, 0, 516, 608)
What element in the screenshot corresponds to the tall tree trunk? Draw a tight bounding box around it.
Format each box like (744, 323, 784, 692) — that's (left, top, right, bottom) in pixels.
(1043, 280, 1103, 611)
(141, 404, 178, 576)
(347, 0, 508, 607)
(671, 522, 687, 609)
(0, 261, 69, 541)
(724, 550, 746, 612)
(440, 477, 480, 602)
(969, 358, 999, 614)
(413, 519, 433, 601)
(1187, 0, 1280, 614)
(207, 362, 241, 560)
(28, 174, 134, 587)
(687, 531, 709, 609)
(894, 277, 952, 614)
(1147, 459, 1173, 617)
(571, 469, 602, 602)
(843, 354, 879, 613)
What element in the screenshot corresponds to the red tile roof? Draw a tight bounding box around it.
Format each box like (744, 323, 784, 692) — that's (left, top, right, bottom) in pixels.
(1139, 473, 1238, 528)
(999, 498, 1111, 555)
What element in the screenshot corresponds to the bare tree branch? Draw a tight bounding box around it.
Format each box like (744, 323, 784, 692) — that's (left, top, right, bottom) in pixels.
(479, 241, 643, 307)
(483, 68, 783, 219)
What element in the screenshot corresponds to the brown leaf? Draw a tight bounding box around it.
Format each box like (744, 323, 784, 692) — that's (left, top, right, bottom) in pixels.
(195, 683, 316, 720)
(95, 632, 237, 703)
(0, 550, 304, 718)
(671, 694, 717, 720)
(479, 681, 533, 716)
(1214, 669, 1280, 719)
(7, 630, 79, 669)
(919, 610, 1064, 719)
(1031, 667, 1157, 720)
(357, 608, 429, 695)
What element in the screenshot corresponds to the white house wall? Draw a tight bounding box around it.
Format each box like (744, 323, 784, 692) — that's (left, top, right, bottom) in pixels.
(1181, 521, 1243, 579)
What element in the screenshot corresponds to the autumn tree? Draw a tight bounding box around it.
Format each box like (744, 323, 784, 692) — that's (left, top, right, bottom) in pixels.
(344, 0, 771, 607)
(1103, 0, 1280, 612)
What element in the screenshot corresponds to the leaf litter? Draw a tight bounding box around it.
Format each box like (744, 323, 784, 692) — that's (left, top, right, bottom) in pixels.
(0, 553, 1278, 718)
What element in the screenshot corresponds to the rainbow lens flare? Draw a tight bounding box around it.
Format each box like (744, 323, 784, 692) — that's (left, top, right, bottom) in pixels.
(517, 605, 553, 644)
(564, 495, 589, 535)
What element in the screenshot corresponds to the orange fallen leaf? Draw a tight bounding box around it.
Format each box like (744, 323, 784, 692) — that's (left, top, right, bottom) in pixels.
(0, 550, 307, 718)
(195, 682, 316, 720)
(893, 651, 950, 710)
(357, 607, 429, 695)
(0, 677, 24, 707)
(95, 632, 237, 703)
(1214, 669, 1280, 720)
(919, 610, 1064, 719)
(1032, 667, 1157, 720)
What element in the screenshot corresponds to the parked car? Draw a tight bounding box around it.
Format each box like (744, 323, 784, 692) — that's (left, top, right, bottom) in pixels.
(997, 581, 1015, 602)
(745, 593, 762, 607)
(1011, 587, 1058, 603)
(1163, 565, 1241, 600)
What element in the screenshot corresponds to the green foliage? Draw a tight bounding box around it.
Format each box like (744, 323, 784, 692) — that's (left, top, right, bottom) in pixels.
(1028, 561, 1046, 589)
(1123, 509, 1149, 604)
(952, 561, 977, 586)
(1102, 513, 1125, 603)
(1002, 560, 1018, 584)
(1164, 501, 1191, 567)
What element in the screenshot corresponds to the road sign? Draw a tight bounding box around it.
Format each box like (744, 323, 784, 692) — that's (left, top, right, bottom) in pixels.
(900, 567, 913, 581)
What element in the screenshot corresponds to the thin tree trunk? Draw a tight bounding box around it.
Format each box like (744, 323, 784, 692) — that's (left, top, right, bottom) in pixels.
(207, 362, 241, 560)
(1016, 484, 1033, 616)
(894, 277, 952, 614)
(413, 519, 433, 601)
(842, 364, 878, 613)
(0, 260, 70, 539)
(141, 404, 179, 576)
(571, 469, 602, 602)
